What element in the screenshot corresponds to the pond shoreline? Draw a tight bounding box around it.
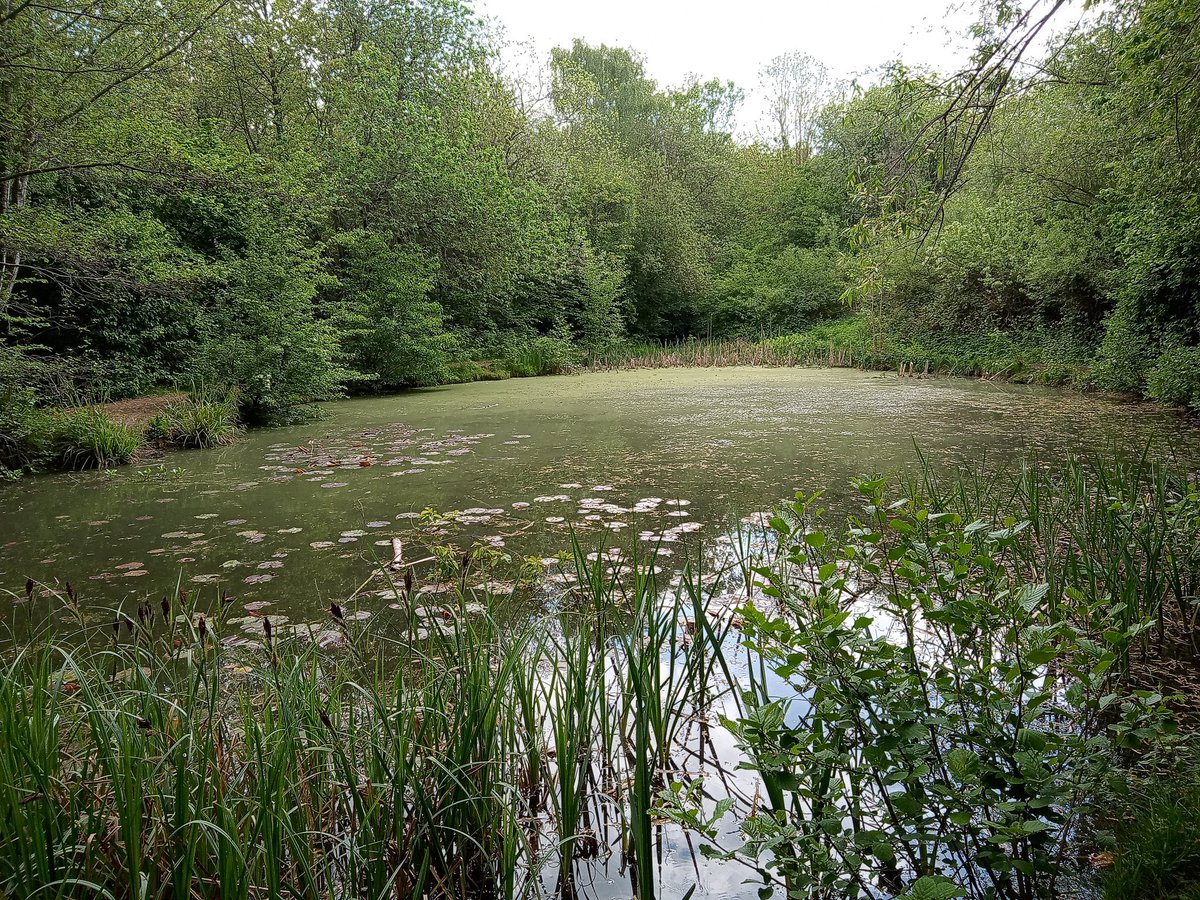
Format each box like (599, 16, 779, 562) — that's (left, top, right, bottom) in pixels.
(5, 354, 1184, 482)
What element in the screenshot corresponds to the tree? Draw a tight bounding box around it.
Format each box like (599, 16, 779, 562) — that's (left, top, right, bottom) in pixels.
(0, 0, 229, 316)
(759, 51, 832, 163)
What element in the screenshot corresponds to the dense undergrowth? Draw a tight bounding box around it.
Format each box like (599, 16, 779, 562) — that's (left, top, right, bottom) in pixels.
(2, 455, 1198, 899)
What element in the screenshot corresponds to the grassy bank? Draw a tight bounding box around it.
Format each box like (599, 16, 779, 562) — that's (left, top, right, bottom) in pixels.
(3, 456, 1198, 898)
(0, 393, 240, 478)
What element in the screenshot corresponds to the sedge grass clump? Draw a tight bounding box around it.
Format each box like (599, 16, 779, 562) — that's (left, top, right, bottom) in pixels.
(49, 406, 144, 468)
(505, 336, 581, 377)
(148, 394, 240, 449)
(1101, 757, 1200, 900)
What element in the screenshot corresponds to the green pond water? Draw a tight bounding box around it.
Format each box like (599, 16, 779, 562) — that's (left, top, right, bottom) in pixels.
(3, 367, 1197, 631)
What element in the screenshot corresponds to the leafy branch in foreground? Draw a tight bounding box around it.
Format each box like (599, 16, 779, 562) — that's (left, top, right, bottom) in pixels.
(664, 476, 1187, 899)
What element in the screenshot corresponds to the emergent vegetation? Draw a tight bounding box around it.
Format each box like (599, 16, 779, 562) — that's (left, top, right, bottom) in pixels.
(2, 456, 1198, 898)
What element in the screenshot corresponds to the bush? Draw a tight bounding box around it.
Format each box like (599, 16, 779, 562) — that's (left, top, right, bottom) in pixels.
(0, 392, 52, 476)
(712, 246, 846, 336)
(192, 220, 349, 426)
(1146, 346, 1200, 411)
(1094, 299, 1156, 394)
(49, 407, 144, 469)
(147, 395, 240, 449)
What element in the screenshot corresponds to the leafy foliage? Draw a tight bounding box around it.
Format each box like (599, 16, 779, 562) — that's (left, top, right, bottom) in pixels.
(6, 0, 1200, 464)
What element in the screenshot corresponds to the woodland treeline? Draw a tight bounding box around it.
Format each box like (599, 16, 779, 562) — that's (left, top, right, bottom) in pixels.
(1, 0, 1199, 428)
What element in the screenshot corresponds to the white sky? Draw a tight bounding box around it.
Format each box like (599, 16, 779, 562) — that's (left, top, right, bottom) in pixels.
(478, 0, 982, 135)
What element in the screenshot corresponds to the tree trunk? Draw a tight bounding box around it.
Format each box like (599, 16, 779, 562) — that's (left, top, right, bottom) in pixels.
(0, 170, 29, 319)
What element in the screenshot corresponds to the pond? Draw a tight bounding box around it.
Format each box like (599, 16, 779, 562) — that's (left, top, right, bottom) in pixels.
(2, 366, 1197, 627)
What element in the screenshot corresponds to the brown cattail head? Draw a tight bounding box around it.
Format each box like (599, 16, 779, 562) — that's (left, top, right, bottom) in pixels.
(137, 602, 148, 626)
(112, 616, 121, 638)
(160, 595, 170, 622)
(263, 616, 273, 646)
(461, 550, 471, 572)
(65, 581, 75, 602)
(24, 578, 33, 600)
(125, 615, 135, 635)
(319, 709, 333, 730)
(404, 567, 414, 596)
(137, 718, 152, 730)
(197, 615, 207, 643)
(329, 602, 343, 622)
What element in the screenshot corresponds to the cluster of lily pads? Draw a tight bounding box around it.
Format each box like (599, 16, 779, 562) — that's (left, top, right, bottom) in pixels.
(9, 424, 763, 648)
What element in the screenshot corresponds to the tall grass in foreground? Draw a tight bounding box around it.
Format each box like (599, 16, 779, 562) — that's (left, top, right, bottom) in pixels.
(911, 451, 1200, 668)
(0, 551, 730, 900)
(2, 457, 1198, 898)
(1101, 752, 1200, 900)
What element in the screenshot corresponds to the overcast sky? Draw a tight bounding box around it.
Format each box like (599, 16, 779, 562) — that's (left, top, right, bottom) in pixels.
(477, 0, 982, 135)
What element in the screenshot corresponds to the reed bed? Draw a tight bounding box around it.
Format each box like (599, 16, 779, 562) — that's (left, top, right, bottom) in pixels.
(2, 456, 1198, 899)
(0, 546, 735, 900)
(582, 337, 839, 372)
(910, 451, 1200, 673)
(581, 320, 1094, 386)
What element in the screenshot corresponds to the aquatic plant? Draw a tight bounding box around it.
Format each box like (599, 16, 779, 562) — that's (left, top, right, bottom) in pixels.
(48, 406, 144, 469)
(505, 336, 582, 378)
(582, 316, 1095, 386)
(147, 394, 240, 449)
(911, 452, 1200, 666)
(0, 461, 1194, 899)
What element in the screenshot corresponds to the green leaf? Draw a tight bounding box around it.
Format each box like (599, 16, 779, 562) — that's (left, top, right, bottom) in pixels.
(900, 875, 966, 899)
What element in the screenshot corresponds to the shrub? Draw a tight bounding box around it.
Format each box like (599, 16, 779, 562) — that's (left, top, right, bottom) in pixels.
(1146, 346, 1200, 411)
(0, 387, 52, 475)
(444, 358, 511, 383)
(672, 478, 1181, 899)
(49, 407, 144, 469)
(1094, 299, 1156, 394)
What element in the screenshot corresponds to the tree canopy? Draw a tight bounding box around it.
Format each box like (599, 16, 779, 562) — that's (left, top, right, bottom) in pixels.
(3, 0, 1200, 425)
